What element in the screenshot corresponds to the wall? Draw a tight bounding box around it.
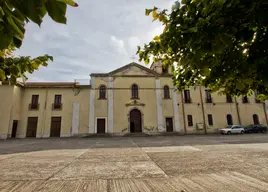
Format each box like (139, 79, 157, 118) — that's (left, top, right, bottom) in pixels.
(8, 86, 22, 136)
(0, 85, 15, 139)
(18, 87, 90, 138)
(113, 76, 158, 133)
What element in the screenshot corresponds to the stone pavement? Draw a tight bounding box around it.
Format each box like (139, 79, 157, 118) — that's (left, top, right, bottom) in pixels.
(0, 134, 268, 191)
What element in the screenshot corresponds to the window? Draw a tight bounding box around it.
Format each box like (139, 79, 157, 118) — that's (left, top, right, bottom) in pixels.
(164, 86, 170, 99)
(131, 84, 139, 99)
(226, 114, 233, 125)
(53, 95, 62, 109)
(30, 95, 39, 110)
(54, 95, 62, 105)
(187, 115, 193, 126)
(255, 92, 261, 103)
(242, 96, 249, 103)
(99, 85, 106, 99)
(226, 95, 233, 103)
(205, 89, 212, 103)
(253, 114, 260, 125)
(208, 114, 213, 126)
(31, 95, 39, 105)
(184, 90, 191, 103)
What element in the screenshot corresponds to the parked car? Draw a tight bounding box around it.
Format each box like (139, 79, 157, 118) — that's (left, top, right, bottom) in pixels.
(244, 124, 268, 133)
(220, 125, 245, 135)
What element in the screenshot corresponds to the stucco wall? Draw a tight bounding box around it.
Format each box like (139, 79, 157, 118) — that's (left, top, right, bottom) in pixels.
(113, 77, 157, 133)
(18, 87, 90, 138)
(0, 85, 14, 139)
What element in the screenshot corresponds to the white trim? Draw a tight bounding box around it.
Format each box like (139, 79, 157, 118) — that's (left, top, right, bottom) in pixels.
(108, 77, 114, 133)
(95, 117, 108, 133)
(155, 79, 164, 131)
(172, 88, 181, 132)
(72, 102, 80, 135)
(89, 77, 96, 133)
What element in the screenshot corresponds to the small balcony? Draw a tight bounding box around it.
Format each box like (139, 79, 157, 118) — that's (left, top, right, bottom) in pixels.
(29, 103, 39, 110)
(52, 103, 63, 110)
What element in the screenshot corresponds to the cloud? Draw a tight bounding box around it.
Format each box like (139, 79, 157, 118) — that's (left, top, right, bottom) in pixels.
(15, 0, 175, 82)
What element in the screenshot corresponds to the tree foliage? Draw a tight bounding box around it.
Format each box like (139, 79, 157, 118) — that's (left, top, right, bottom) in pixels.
(138, 0, 268, 99)
(0, 0, 78, 82)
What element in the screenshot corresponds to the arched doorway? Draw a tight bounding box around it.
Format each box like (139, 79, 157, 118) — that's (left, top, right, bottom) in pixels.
(129, 109, 142, 132)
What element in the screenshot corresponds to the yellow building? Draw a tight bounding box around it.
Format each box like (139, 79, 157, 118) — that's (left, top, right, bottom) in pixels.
(0, 62, 267, 139)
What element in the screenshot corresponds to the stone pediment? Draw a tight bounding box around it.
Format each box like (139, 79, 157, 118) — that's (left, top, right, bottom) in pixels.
(109, 62, 157, 77)
(125, 100, 145, 107)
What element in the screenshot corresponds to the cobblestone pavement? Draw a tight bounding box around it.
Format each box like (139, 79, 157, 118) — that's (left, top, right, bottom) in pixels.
(0, 134, 268, 191)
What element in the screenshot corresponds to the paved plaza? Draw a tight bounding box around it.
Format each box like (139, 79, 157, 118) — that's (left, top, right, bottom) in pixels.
(1, 134, 268, 191)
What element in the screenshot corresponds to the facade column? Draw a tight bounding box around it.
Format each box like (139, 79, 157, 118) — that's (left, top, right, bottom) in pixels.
(89, 77, 95, 133)
(108, 77, 114, 133)
(172, 87, 181, 132)
(155, 79, 164, 131)
(72, 102, 80, 135)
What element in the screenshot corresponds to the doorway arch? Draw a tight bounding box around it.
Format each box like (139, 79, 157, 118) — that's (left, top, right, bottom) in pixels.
(129, 109, 142, 132)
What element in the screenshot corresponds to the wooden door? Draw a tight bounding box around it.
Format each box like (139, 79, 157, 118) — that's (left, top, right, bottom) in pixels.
(26, 117, 38, 137)
(11, 120, 18, 138)
(130, 109, 142, 132)
(166, 118, 173, 132)
(97, 119, 105, 133)
(50, 117, 61, 137)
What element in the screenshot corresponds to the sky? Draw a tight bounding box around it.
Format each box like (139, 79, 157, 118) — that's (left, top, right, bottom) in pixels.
(16, 0, 175, 83)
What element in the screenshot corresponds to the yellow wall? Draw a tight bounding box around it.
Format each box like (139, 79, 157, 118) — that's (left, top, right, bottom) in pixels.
(1, 63, 267, 138)
(0, 85, 14, 138)
(18, 87, 90, 138)
(113, 77, 157, 133)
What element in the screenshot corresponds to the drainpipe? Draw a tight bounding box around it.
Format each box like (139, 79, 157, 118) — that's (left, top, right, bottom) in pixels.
(263, 101, 268, 126)
(199, 86, 207, 134)
(234, 97, 241, 124)
(180, 91, 187, 134)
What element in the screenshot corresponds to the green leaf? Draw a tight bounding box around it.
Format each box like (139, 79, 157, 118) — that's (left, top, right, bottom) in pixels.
(10, 65, 20, 75)
(45, 1, 67, 24)
(188, 27, 197, 33)
(57, 0, 78, 7)
(0, 69, 5, 80)
(6, 16, 24, 40)
(12, 36, 23, 48)
(153, 36, 160, 41)
(202, 67, 211, 76)
(145, 9, 152, 16)
(152, 10, 158, 21)
(0, 31, 12, 50)
(236, 81, 245, 90)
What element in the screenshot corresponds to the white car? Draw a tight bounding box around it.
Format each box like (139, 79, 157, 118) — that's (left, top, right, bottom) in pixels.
(220, 125, 245, 135)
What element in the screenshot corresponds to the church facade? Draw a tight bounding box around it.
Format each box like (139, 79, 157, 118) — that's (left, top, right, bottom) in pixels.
(0, 62, 267, 139)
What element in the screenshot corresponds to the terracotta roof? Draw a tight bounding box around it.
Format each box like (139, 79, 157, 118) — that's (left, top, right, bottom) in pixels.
(23, 82, 80, 87)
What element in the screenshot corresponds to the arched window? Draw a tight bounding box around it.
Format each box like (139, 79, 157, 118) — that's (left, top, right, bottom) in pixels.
(226, 114, 233, 125)
(99, 85, 106, 99)
(164, 86, 170, 99)
(253, 114, 260, 125)
(131, 84, 139, 99)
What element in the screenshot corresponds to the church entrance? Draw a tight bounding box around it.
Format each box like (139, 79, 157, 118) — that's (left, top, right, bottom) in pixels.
(130, 109, 142, 132)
